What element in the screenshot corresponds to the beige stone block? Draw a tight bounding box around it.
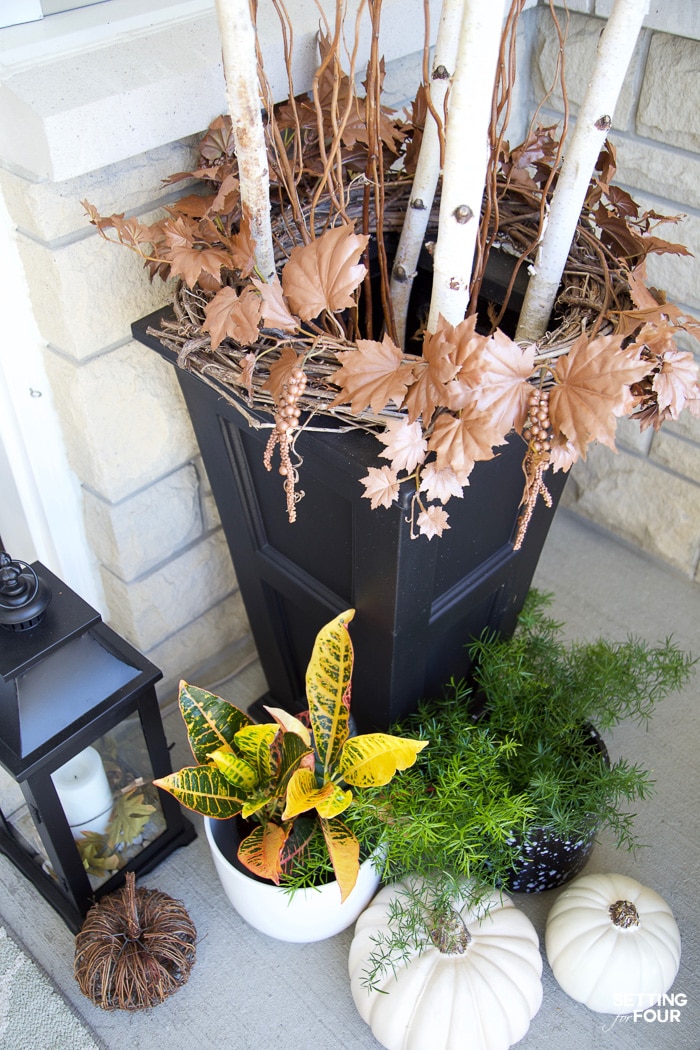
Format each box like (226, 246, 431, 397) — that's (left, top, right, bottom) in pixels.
(650, 431, 700, 485)
(16, 218, 174, 361)
(532, 11, 640, 128)
(148, 592, 253, 703)
(44, 340, 199, 502)
(561, 445, 700, 575)
(83, 465, 203, 583)
(614, 138, 700, 213)
(641, 206, 700, 314)
(594, 0, 700, 42)
(614, 415, 653, 456)
(100, 530, 238, 652)
(637, 34, 700, 152)
(665, 408, 700, 444)
(0, 137, 199, 244)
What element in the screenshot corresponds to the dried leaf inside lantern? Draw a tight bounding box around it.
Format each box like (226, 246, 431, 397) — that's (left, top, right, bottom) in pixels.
(106, 787, 156, 850)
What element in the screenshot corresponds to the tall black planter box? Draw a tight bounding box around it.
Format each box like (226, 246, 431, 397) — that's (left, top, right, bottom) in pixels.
(133, 310, 566, 732)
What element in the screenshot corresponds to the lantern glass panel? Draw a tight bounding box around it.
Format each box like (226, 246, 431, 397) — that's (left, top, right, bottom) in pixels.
(1, 714, 168, 893)
(16, 631, 141, 756)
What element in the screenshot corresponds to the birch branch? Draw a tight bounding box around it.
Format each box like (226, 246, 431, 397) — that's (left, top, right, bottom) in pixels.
(427, 0, 509, 332)
(389, 0, 464, 348)
(215, 0, 276, 282)
(515, 0, 649, 344)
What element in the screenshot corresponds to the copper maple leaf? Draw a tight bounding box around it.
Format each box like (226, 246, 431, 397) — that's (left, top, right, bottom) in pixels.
(475, 329, 536, 436)
(416, 505, 450, 539)
(440, 314, 489, 411)
(360, 466, 401, 509)
(252, 276, 300, 332)
(226, 208, 257, 277)
(652, 349, 700, 417)
(549, 333, 650, 456)
(404, 319, 460, 423)
(329, 335, 414, 414)
(377, 419, 427, 474)
(419, 463, 466, 504)
(164, 217, 230, 288)
(428, 405, 502, 476)
(239, 353, 257, 400)
(281, 224, 369, 320)
(203, 287, 262, 350)
(264, 345, 303, 402)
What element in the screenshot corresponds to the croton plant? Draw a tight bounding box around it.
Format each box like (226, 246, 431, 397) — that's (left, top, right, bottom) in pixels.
(85, 1, 700, 542)
(153, 610, 426, 900)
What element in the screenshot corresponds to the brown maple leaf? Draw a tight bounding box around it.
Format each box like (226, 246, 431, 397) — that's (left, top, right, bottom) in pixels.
(376, 419, 427, 474)
(416, 505, 450, 539)
(239, 352, 257, 400)
(227, 208, 257, 277)
(203, 286, 262, 350)
(281, 224, 369, 320)
(475, 330, 536, 436)
(428, 405, 502, 476)
(440, 314, 489, 410)
(264, 345, 304, 402)
(329, 335, 414, 414)
(360, 466, 401, 509)
(652, 349, 700, 417)
(252, 276, 299, 332)
(209, 172, 240, 216)
(163, 215, 230, 288)
(418, 463, 466, 504)
(549, 333, 650, 456)
(404, 319, 460, 423)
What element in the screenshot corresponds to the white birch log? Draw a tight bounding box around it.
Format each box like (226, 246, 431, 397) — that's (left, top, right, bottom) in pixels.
(215, 0, 276, 282)
(427, 0, 508, 333)
(515, 0, 649, 344)
(390, 0, 464, 348)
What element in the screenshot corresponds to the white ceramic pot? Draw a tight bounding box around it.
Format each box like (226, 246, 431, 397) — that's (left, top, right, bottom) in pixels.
(204, 817, 382, 942)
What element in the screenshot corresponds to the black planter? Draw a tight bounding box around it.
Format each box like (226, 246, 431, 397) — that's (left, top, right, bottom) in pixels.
(133, 310, 566, 732)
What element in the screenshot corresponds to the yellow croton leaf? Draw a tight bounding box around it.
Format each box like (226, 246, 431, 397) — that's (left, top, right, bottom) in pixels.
(233, 722, 278, 780)
(282, 768, 352, 820)
(210, 746, 259, 790)
(339, 733, 427, 788)
(321, 818, 361, 903)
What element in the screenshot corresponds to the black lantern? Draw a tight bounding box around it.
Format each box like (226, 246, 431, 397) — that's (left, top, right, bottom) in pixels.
(0, 553, 196, 932)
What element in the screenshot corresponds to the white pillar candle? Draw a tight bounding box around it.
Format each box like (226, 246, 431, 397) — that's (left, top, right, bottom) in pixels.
(51, 746, 114, 838)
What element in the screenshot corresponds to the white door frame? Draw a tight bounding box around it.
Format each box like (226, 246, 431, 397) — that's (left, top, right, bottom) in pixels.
(0, 191, 102, 607)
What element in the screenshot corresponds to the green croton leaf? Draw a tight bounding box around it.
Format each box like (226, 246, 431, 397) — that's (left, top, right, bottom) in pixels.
(210, 747, 258, 791)
(179, 680, 252, 765)
(153, 764, 249, 819)
(306, 609, 355, 773)
(339, 733, 428, 787)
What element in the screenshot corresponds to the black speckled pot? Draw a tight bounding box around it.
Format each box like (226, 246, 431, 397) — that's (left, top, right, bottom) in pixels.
(504, 724, 609, 893)
(504, 823, 598, 893)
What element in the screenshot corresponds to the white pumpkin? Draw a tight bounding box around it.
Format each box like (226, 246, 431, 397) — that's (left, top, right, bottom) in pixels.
(545, 872, 681, 1014)
(349, 881, 543, 1050)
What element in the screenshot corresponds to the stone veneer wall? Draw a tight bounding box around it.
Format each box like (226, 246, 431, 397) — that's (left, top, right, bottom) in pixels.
(0, 142, 249, 699)
(529, 1, 700, 582)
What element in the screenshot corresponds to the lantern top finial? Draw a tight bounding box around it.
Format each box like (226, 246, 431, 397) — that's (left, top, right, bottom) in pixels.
(0, 553, 52, 631)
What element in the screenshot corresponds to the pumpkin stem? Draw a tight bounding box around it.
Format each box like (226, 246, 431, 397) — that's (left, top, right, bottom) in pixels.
(609, 899, 640, 928)
(428, 905, 471, 954)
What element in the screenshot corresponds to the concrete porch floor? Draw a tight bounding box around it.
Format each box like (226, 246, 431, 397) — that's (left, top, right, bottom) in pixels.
(0, 510, 698, 1049)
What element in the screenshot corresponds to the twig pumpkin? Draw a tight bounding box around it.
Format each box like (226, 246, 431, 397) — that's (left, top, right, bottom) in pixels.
(74, 872, 197, 1010)
(545, 872, 681, 1013)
